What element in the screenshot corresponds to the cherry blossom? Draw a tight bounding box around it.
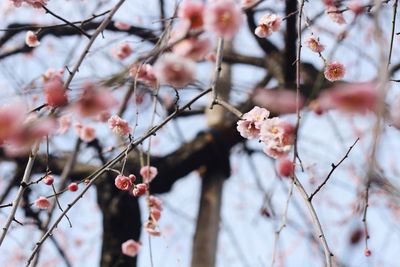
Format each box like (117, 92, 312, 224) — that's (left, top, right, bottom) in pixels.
(324, 61, 345, 82)
(252, 88, 305, 114)
(305, 36, 325, 53)
(276, 158, 294, 177)
(12, 0, 48, 9)
(78, 126, 96, 142)
(43, 175, 54, 185)
(35, 196, 50, 209)
(204, 0, 244, 39)
(255, 13, 282, 38)
(143, 219, 161, 236)
(108, 115, 132, 136)
(43, 78, 68, 107)
(114, 21, 131, 30)
(316, 82, 378, 114)
(326, 6, 346, 24)
(73, 82, 117, 118)
(121, 239, 141, 257)
(132, 183, 147, 197)
(259, 118, 294, 158)
(129, 63, 157, 88)
(113, 43, 133, 60)
(178, 0, 205, 29)
(140, 166, 158, 183)
(172, 37, 212, 61)
(236, 106, 270, 139)
(115, 175, 133, 191)
(0, 102, 27, 143)
(25, 31, 40, 47)
(154, 53, 196, 88)
(348, 1, 364, 16)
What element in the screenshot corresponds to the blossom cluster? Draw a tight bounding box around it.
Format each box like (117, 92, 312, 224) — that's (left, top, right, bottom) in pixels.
(254, 13, 282, 38)
(11, 0, 48, 9)
(237, 106, 294, 159)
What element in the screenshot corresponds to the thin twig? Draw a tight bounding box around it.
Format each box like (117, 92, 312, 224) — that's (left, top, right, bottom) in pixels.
(210, 38, 225, 108)
(387, 0, 398, 68)
(0, 142, 39, 247)
(293, 1, 332, 266)
(41, 5, 91, 38)
(63, 0, 126, 90)
(309, 138, 359, 201)
(214, 99, 242, 118)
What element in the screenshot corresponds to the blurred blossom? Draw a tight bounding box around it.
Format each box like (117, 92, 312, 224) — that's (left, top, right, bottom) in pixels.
(204, 0, 244, 39)
(252, 88, 305, 114)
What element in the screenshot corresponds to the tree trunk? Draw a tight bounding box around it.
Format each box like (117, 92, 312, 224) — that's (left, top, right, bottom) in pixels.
(191, 40, 232, 267)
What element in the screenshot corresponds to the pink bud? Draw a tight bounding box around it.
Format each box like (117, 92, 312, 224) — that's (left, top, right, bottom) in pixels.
(140, 166, 158, 183)
(150, 208, 161, 221)
(43, 175, 54, 185)
(364, 249, 372, 257)
(128, 174, 136, 183)
(68, 182, 78, 192)
(276, 158, 294, 177)
(121, 239, 141, 257)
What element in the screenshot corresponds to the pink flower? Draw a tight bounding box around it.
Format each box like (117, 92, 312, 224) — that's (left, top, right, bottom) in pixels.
(317, 82, 378, 114)
(25, 31, 40, 47)
(108, 115, 132, 136)
(79, 126, 96, 142)
(42, 68, 64, 83)
(172, 37, 212, 61)
(12, 0, 48, 9)
(259, 118, 294, 158)
(96, 111, 111, 123)
(326, 6, 346, 24)
(236, 106, 270, 139)
(0, 102, 27, 143)
(35, 196, 50, 209)
(252, 88, 305, 114)
(140, 166, 158, 183)
(305, 36, 325, 53)
(132, 183, 147, 197)
(115, 175, 133, 191)
(204, 0, 244, 39)
(241, 0, 258, 8)
(276, 158, 294, 177)
(129, 63, 157, 88)
(348, 1, 364, 16)
(121, 239, 141, 257)
(113, 43, 133, 60)
(178, 1, 205, 29)
(324, 61, 345, 82)
(73, 82, 117, 117)
(149, 195, 163, 211)
(143, 220, 161, 236)
(7, 116, 57, 149)
(114, 21, 131, 30)
(43, 175, 54, 185)
(154, 53, 195, 88)
(254, 13, 282, 38)
(44, 79, 68, 107)
(151, 208, 161, 221)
